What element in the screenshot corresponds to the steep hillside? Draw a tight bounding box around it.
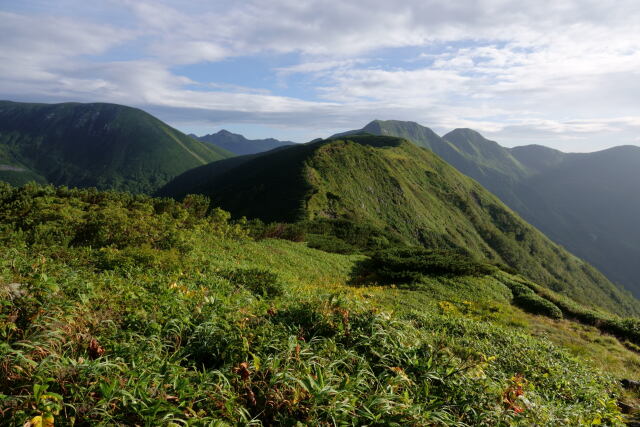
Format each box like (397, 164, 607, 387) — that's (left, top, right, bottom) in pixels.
(512, 146, 640, 296)
(160, 134, 639, 315)
(339, 120, 640, 298)
(443, 128, 531, 180)
(0, 101, 233, 193)
(335, 121, 530, 210)
(196, 129, 294, 155)
(510, 144, 567, 173)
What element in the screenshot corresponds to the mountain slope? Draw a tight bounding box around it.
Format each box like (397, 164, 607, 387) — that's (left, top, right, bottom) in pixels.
(512, 146, 640, 296)
(339, 120, 640, 298)
(161, 134, 639, 316)
(510, 144, 567, 173)
(0, 101, 233, 193)
(196, 129, 294, 155)
(335, 121, 531, 211)
(443, 128, 532, 179)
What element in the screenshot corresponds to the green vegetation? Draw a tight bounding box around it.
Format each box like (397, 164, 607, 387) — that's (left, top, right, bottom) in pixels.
(248, 217, 405, 255)
(520, 280, 640, 347)
(160, 134, 639, 316)
(353, 247, 494, 286)
(339, 119, 640, 299)
(2, 183, 638, 425)
(333, 121, 532, 208)
(0, 101, 233, 193)
(512, 294, 563, 320)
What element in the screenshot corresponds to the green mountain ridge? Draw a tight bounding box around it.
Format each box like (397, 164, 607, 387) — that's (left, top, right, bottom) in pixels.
(0, 100, 233, 193)
(195, 129, 295, 155)
(337, 119, 640, 298)
(160, 134, 639, 316)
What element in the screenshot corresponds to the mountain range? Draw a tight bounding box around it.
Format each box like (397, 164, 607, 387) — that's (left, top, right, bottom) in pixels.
(334, 120, 640, 298)
(0, 101, 232, 193)
(3, 100, 640, 422)
(193, 129, 294, 155)
(1, 101, 638, 305)
(158, 133, 638, 315)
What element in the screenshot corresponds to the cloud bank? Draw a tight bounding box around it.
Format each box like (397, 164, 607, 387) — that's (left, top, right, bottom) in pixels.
(1, 0, 640, 151)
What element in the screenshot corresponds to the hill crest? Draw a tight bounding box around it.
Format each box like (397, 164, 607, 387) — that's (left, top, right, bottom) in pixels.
(0, 100, 233, 193)
(160, 133, 639, 315)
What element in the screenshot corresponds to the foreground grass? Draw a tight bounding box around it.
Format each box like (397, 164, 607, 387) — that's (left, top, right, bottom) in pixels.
(0, 184, 635, 425)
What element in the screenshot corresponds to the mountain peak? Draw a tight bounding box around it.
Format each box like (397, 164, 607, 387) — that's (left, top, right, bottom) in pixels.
(444, 128, 494, 145)
(196, 130, 294, 156)
(0, 100, 232, 193)
(363, 119, 426, 132)
(446, 128, 485, 138)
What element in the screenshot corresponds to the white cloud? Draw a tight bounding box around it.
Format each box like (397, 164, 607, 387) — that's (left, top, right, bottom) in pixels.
(1, 1, 640, 149)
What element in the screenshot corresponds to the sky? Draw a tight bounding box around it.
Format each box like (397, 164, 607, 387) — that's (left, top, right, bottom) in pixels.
(1, 0, 639, 152)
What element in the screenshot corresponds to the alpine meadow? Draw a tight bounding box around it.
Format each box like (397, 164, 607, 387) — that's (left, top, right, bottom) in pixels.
(2, 1, 640, 426)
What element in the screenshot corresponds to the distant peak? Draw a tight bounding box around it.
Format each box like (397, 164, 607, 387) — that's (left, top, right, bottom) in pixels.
(366, 119, 422, 127)
(510, 144, 562, 153)
(600, 144, 640, 154)
(216, 129, 234, 136)
(446, 128, 484, 138)
(451, 127, 476, 133)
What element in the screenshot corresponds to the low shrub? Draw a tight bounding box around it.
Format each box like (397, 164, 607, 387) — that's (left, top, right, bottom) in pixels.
(515, 279, 640, 345)
(600, 317, 640, 344)
(220, 268, 283, 297)
(306, 234, 359, 254)
(493, 262, 519, 275)
(181, 193, 210, 218)
(255, 222, 306, 242)
(184, 320, 244, 369)
(513, 294, 563, 319)
(94, 245, 182, 271)
(509, 282, 535, 298)
(354, 247, 494, 285)
(302, 218, 404, 252)
(0, 184, 245, 251)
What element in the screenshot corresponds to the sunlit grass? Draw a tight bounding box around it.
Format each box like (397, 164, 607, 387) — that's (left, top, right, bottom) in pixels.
(0, 183, 637, 425)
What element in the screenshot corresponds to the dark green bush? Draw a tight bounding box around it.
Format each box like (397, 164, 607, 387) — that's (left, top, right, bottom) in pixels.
(493, 262, 519, 275)
(307, 234, 359, 254)
(522, 281, 640, 346)
(354, 247, 494, 285)
(302, 218, 403, 252)
(256, 222, 306, 242)
(94, 245, 182, 271)
(221, 268, 283, 297)
(181, 193, 211, 218)
(249, 218, 404, 254)
(513, 294, 563, 319)
(510, 283, 535, 297)
(600, 318, 640, 344)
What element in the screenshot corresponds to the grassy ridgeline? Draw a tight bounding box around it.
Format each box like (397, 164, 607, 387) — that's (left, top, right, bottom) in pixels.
(336, 119, 640, 301)
(0, 183, 632, 425)
(159, 134, 640, 317)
